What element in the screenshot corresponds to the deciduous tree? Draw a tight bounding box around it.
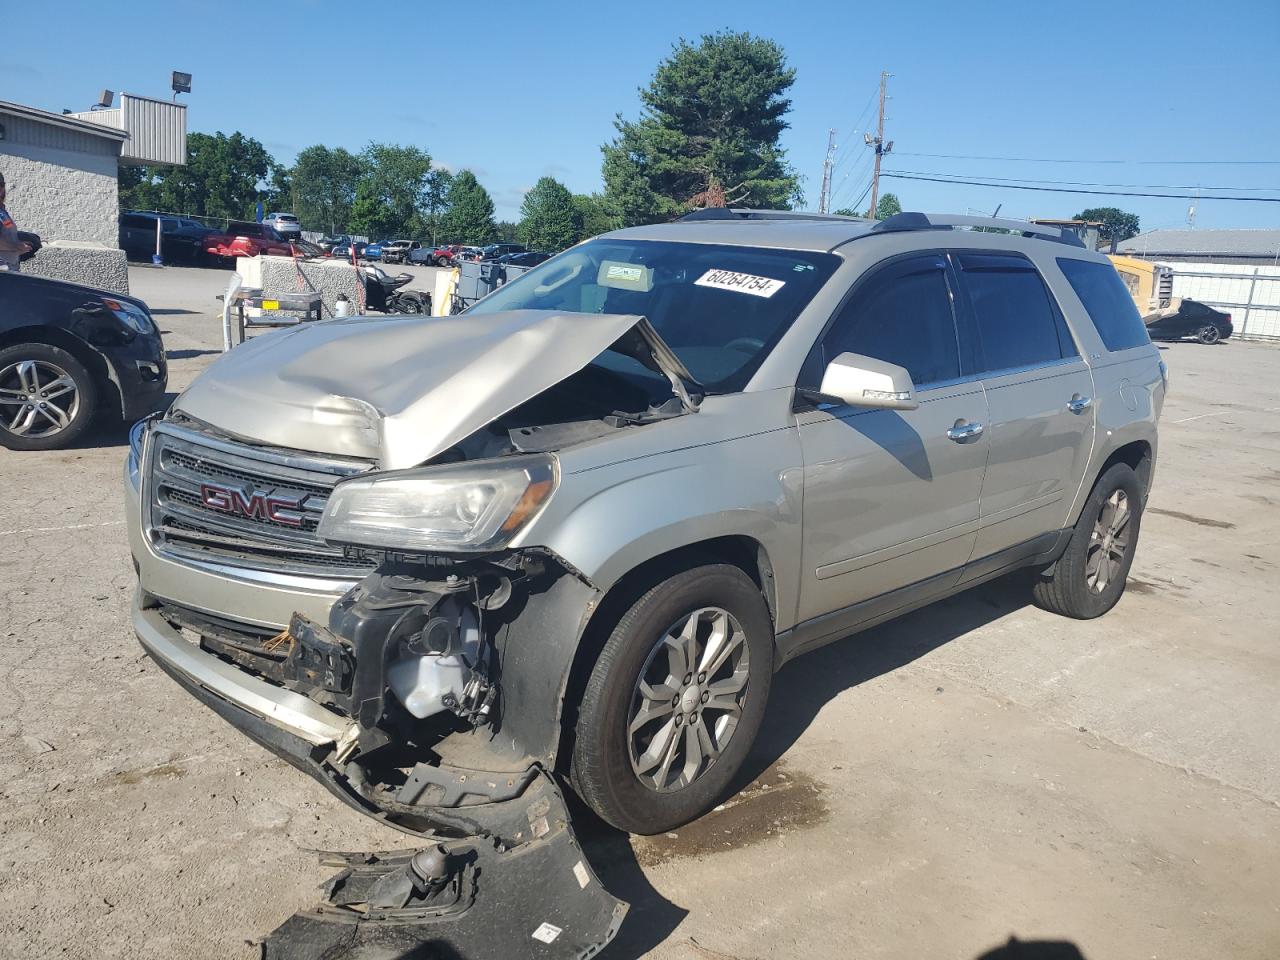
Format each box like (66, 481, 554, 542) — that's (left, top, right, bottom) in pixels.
(440, 171, 497, 244)
(518, 177, 582, 252)
(1074, 207, 1141, 243)
(290, 145, 365, 234)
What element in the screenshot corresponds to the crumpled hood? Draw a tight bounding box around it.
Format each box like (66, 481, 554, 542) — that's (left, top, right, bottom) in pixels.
(175, 309, 657, 469)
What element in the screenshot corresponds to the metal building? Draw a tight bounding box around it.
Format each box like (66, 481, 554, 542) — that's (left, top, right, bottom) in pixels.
(1117, 229, 1280, 341)
(0, 93, 187, 293)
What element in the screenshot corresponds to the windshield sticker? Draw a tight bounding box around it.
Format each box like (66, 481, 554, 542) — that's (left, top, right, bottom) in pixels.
(598, 260, 653, 291)
(606, 264, 644, 283)
(695, 269, 786, 298)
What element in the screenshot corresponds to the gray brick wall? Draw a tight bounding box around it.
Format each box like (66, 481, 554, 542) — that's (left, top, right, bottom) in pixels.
(253, 256, 364, 318)
(22, 243, 129, 294)
(1, 142, 119, 247)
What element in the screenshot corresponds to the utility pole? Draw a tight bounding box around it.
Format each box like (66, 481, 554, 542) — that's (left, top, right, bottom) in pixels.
(818, 128, 837, 214)
(865, 71, 894, 218)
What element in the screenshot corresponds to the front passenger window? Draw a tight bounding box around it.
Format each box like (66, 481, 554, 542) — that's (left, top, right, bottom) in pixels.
(821, 257, 961, 388)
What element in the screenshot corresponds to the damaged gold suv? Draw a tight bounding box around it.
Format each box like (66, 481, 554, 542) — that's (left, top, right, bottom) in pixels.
(125, 211, 1164, 956)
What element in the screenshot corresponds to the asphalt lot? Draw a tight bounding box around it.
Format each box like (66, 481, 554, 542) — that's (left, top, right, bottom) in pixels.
(1, 263, 1278, 959)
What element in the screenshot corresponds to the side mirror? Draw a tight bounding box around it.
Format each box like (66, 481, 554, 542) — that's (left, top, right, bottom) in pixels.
(818, 352, 918, 410)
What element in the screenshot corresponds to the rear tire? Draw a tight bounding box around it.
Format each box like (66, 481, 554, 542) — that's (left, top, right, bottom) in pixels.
(1196, 324, 1221, 345)
(0, 343, 98, 451)
(1032, 462, 1143, 619)
(571, 564, 773, 834)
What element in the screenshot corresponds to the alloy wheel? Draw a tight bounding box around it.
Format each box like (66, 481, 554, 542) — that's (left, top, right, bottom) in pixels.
(1086, 489, 1131, 593)
(627, 606, 751, 792)
(0, 359, 80, 439)
(1197, 325, 1221, 344)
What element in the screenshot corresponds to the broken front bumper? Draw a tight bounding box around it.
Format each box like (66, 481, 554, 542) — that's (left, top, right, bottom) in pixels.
(134, 596, 348, 745)
(131, 590, 627, 957)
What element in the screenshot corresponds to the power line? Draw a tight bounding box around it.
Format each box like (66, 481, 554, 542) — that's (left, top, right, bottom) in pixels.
(893, 151, 1280, 166)
(826, 85, 882, 180)
(848, 177, 875, 214)
(885, 168, 1280, 192)
(827, 151, 876, 210)
(880, 172, 1280, 202)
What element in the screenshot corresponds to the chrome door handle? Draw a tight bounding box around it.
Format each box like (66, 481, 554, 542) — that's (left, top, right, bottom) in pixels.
(947, 420, 984, 442)
(1067, 394, 1093, 414)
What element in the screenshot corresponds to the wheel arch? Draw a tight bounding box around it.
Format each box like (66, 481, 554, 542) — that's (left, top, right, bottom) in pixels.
(553, 534, 775, 774)
(1098, 438, 1153, 497)
(0, 325, 120, 416)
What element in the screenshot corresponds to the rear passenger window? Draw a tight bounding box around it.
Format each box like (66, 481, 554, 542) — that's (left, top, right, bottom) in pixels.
(821, 255, 961, 387)
(1057, 258, 1151, 351)
(958, 254, 1068, 373)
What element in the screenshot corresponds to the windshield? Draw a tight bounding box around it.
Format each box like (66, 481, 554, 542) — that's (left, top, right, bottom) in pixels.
(467, 238, 839, 392)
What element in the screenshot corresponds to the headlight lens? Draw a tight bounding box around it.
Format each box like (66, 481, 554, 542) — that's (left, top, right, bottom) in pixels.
(317, 455, 557, 552)
(103, 298, 156, 335)
(126, 417, 151, 485)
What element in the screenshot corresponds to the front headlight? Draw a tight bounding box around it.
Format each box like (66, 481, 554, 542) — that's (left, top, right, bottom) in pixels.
(103, 298, 156, 335)
(317, 455, 557, 552)
(126, 416, 151, 486)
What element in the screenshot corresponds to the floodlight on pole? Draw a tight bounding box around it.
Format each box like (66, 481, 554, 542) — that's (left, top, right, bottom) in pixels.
(171, 71, 192, 101)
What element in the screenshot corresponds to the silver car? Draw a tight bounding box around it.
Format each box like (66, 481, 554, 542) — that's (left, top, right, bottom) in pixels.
(124, 211, 1163, 951)
(264, 211, 301, 237)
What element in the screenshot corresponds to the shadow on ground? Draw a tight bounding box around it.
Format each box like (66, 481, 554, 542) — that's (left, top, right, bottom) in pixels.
(975, 936, 1088, 959)
(57, 394, 179, 450)
(583, 573, 1033, 958)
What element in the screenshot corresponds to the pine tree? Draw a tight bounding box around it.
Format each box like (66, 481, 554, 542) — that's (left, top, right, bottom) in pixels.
(602, 32, 801, 225)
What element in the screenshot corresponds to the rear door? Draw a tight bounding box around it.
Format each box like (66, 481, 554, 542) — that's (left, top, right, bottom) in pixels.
(951, 252, 1096, 569)
(795, 253, 989, 626)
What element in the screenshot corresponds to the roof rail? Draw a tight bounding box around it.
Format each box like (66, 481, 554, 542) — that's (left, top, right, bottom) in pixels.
(676, 208, 864, 224)
(871, 212, 1086, 248)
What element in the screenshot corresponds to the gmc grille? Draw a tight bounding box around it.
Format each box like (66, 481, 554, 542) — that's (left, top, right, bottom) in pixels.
(146, 425, 375, 580)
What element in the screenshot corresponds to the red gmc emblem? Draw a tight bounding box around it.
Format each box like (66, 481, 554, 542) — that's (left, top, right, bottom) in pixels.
(199, 482, 305, 527)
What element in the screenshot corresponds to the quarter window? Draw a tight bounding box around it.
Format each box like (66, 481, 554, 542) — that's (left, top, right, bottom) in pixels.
(820, 256, 961, 388)
(1057, 258, 1151, 352)
(958, 254, 1068, 373)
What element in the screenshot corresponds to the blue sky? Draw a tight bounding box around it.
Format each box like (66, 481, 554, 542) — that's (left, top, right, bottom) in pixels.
(5, 0, 1278, 230)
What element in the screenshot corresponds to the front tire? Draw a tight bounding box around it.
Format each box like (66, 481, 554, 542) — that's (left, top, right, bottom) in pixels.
(1032, 462, 1143, 619)
(571, 564, 773, 834)
(0, 343, 98, 450)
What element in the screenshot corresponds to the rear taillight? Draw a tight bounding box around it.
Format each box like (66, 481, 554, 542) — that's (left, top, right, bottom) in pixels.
(1224, 314, 1232, 324)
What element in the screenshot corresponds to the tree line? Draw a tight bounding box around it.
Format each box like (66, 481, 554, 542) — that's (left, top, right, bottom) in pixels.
(119, 133, 619, 251)
(117, 31, 1140, 254)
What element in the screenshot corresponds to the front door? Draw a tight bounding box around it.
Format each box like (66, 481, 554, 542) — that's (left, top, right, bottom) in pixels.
(795, 254, 989, 628)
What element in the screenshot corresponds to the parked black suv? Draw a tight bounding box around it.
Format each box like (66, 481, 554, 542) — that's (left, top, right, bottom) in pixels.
(119, 212, 212, 264)
(0, 271, 167, 449)
(480, 242, 526, 260)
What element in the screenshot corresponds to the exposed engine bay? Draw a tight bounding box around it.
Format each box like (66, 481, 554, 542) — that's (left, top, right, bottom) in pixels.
(430, 361, 689, 464)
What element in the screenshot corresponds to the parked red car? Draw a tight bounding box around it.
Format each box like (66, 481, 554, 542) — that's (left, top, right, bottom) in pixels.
(204, 220, 299, 260)
(410, 243, 462, 267)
